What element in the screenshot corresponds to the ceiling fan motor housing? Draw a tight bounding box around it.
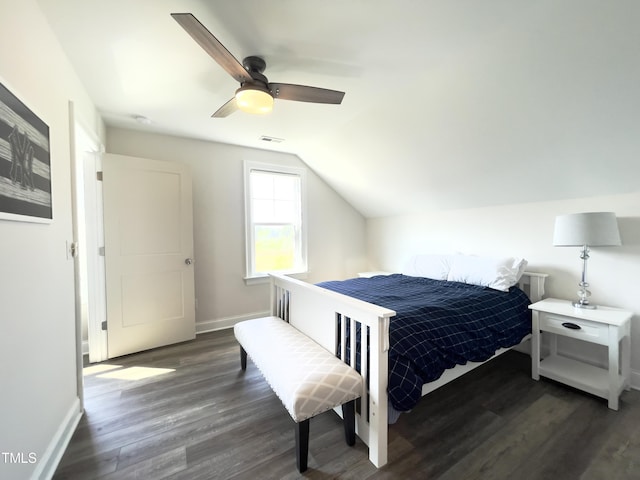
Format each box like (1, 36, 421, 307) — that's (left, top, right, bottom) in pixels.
(243, 56, 267, 74)
(242, 56, 270, 91)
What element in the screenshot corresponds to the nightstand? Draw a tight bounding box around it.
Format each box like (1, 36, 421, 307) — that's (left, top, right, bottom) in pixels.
(529, 298, 632, 410)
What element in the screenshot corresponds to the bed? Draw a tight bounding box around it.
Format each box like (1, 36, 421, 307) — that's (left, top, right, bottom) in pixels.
(269, 254, 547, 468)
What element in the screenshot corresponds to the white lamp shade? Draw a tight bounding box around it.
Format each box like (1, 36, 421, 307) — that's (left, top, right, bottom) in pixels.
(553, 212, 621, 247)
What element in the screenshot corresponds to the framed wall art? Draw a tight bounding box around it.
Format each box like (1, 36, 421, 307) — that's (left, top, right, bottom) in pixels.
(0, 79, 52, 223)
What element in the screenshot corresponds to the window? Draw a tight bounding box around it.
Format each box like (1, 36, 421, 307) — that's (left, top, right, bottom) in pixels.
(244, 161, 307, 281)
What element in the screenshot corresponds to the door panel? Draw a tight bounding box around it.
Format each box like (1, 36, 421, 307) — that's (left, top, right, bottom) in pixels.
(118, 170, 182, 255)
(121, 271, 184, 326)
(103, 153, 195, 358)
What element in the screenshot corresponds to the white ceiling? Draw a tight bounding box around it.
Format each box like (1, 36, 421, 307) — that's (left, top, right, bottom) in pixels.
(38, 0, 640, 218)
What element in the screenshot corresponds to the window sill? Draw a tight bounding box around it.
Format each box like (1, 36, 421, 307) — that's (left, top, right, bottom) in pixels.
(244, 271, 308, 286)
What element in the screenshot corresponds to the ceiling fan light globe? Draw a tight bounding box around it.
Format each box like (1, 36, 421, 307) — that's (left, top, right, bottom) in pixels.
(235, 85, 274, 115)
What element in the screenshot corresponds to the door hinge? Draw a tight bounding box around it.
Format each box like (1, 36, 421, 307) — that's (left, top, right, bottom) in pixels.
(98, 246, 105, 256)
(96, 171, 103, 181)
(101, 321, 107, 331)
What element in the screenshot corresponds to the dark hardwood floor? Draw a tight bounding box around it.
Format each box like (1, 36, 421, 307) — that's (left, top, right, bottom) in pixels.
(54, 329, 640, 479)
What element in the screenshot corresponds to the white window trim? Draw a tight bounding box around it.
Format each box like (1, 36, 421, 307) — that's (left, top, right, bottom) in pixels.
(243, 160, 308, 284)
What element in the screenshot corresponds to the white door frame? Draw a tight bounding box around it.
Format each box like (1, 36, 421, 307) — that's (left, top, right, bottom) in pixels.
(83, 148, 108, 362)
(69, 102, 108, 386)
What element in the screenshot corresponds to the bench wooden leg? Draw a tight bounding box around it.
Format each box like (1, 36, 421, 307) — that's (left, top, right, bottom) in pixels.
(240, 346, 247, 370)
(342, 400, 356, 446)
(295, 419, 310, 472)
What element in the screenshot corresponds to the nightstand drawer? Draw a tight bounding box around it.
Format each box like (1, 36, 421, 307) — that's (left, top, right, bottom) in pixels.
(540, 314, 609, 345)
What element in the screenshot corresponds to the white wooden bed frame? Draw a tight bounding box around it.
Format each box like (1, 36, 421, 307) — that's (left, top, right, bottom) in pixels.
(269, 272, 548, 468)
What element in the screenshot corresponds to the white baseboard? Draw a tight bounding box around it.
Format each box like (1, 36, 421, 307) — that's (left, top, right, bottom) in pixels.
(31, 397, 82, 480)
(81, 340, 89, 356)
(196, 311, 270, 334)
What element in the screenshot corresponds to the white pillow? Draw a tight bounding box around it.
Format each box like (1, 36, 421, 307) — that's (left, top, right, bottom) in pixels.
(402, 254, 452, 280)
(446, 254, 528, 292)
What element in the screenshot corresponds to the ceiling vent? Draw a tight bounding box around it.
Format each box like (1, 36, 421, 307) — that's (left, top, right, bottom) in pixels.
(133, 115, 152, 125)
(259, 135, 284, 143)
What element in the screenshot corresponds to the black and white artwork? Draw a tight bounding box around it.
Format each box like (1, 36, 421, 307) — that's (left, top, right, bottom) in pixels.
(0, 80, 51, 222)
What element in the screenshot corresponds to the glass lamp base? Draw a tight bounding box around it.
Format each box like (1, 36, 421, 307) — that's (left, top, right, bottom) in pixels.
(575, 282, 595, 309)
(573, 301, 597, 310)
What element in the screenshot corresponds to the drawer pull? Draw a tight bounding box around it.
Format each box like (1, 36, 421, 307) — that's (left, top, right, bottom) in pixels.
(562, 322, 582, 330)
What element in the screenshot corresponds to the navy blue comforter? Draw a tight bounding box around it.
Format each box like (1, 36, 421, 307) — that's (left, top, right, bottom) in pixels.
(316, 274, 532, 412)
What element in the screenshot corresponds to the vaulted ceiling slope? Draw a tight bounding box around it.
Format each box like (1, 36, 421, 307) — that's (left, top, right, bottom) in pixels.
(38, 0, 640, 218)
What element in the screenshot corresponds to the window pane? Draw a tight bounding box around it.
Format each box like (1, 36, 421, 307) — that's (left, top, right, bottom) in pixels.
(250, 170, 300, 224)
(273, 174, 297, 200)
(273, 199, 295, 223)
(250, 172, 274, 199)
(252, 198, 274, 223)
(254, 225, 295, 273)
(251, 170, 299, 200)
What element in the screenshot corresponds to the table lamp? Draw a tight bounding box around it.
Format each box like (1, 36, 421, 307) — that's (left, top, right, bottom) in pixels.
(553, 212, 621, 309)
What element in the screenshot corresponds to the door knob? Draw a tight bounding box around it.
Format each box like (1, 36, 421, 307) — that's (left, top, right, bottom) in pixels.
(185, 258, 193, 265)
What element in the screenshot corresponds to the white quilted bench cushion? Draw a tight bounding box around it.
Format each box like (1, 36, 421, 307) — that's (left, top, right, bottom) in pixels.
(234, 316, 363, 423)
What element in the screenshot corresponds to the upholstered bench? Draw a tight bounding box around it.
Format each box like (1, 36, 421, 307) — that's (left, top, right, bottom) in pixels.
(233, 316, 363, 472)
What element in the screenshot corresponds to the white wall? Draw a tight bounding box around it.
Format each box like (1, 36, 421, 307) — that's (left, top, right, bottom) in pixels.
(0, 1, 104, 479)
(106, 128, 368, 331)
(367, 192, 640, 385)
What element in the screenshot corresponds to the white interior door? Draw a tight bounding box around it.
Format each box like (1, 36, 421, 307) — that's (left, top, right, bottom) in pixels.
(103, 153, 195, 358)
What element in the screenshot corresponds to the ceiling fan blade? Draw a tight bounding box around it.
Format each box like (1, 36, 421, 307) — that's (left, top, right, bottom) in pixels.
(212, 98, 238, 118)
(171, 13, 252, 84)
(269, 83, 345, 104)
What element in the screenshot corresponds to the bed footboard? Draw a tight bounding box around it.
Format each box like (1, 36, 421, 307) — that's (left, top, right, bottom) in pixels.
(269, 271, 547, 468)
(269, 273, 396, 468)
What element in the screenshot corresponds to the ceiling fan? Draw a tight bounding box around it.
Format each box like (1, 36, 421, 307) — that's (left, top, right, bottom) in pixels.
(171, 13, 345, 117)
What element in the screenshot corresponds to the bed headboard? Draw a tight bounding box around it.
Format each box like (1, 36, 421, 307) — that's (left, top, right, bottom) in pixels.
(518, 271, 548, 303)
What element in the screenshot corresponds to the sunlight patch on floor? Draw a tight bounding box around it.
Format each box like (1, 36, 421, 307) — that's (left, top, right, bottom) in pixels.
(83, 364, 122, 376)
(96, 366, 175, 380)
